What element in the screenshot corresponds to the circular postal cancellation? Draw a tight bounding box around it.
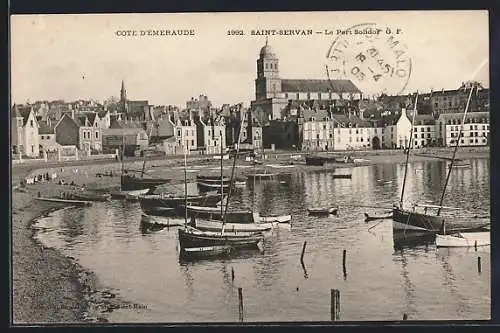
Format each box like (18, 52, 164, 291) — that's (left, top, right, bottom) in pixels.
(325, 23, 412, 95)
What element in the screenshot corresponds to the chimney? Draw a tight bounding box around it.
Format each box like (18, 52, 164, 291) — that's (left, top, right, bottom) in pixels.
(71, 109, 75, 119)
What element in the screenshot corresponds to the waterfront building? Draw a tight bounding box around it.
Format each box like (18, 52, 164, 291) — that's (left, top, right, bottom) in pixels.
(54, 112, 102, 153)
(437, 111, 490, 147)
(11, 104, 40, 157)
(102, 127, 149, 155)
(38, 119, 59, 152)
(195, 115, 226, 155)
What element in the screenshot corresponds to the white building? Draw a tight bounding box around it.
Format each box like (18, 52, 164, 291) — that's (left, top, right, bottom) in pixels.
(437, 111, 489, 147)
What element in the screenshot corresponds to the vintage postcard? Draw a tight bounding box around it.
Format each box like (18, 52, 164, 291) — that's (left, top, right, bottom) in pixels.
(10, 11, 490, 324)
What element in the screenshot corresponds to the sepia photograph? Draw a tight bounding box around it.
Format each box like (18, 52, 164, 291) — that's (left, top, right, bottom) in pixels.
(10, 10, 490, 324)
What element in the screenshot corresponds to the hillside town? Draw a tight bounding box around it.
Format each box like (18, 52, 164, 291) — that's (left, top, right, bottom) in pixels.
(11, 41, 490, 160)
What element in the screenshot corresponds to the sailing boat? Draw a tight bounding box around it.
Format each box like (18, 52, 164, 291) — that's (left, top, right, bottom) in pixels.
(178, 118, 264, 252)
(394, 84, 488, 233)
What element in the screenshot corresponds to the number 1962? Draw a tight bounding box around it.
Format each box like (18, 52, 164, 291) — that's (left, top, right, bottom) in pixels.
(227, 30, 244, 35)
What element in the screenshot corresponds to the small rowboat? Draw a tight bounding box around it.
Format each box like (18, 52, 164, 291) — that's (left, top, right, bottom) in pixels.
(435, 231, 490, 248)
(193, 219, 275, 233)
(307, 207, 338, 215)
(180, 245, 232, 260)
(364, 212, 393, 222)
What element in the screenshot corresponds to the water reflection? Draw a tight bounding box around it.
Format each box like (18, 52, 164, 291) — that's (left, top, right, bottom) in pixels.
(31, 158, 490, 322)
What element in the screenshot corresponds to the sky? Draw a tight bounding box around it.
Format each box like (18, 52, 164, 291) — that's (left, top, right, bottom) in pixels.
(10, 11, 489, 108)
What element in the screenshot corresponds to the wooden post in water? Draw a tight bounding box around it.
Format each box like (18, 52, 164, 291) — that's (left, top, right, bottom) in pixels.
(474, 240, 478, 251)
(330, 289, 340, 321)
(478, 256, 482, 273)
(342, 249, 347, 278)
(231, 267, 235, 282)
(238, 287, 244, 322)
(300, 241, 307, 263)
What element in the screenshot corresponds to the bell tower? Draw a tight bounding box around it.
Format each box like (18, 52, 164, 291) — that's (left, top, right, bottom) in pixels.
(255, 38, 282, 100)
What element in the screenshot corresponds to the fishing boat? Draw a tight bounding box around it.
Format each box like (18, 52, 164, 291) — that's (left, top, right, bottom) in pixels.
(196, 175, 232, 182)
(70, 191, 111, 202)
(364, 212, 393, 222)
(435, 232, 490, 248)
(178, 226, 264, 249)
(140, 214, 184, 228)
(120, 173, 171, 192)
(305, 154, 337, 166)
(307, 207, 338, 215)
(178, 120, 266, 252)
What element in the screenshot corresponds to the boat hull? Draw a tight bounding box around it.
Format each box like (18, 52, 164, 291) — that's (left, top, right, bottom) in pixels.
(70, 192, 111, 202)
(436, 232, 490, 248)
(178, 227, 263, 249)
(139, 193, 223, 216)
(180, 246, 232, 260)
(193, 219, 274, 232)
(392, 208, 445, 232)
(121, 175, 170, 191)
(308, 207, 338, 215)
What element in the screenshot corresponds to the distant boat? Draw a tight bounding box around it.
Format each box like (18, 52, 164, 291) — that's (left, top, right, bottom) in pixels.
(448, 160, 471, 169)
(305, 154, 337, 166)
(192, 218, 274, 233)
(111, 188, 150, 200)
(120, 173, 171, 192)
(197, 181, 231, 192)
(436, 231, 490, 248)
(332, 174, 352, 179)
(185, 205, 291, 224)
(307, 207, 338, 215)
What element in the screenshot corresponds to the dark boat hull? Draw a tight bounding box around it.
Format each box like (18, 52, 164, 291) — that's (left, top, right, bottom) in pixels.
(121, 175, 170, 191)
(392, 208, 445, 232)
(139, 193, 223, 216)
(178, 228, 263, 249)
(70, 192, 111, 202)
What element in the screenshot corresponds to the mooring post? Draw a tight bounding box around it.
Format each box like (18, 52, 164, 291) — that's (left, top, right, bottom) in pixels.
(238, 287, 244, 322)
(342, 249, 347, 278)
(474, 240, 478, 251)
(231, 267, 235, 282)
(330, 289, 340, 321)
(478, 256, 482, 273)
(300, 241, 307, 263)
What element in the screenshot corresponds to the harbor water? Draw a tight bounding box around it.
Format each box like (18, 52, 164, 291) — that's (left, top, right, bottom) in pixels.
(33, 159, 490, 322)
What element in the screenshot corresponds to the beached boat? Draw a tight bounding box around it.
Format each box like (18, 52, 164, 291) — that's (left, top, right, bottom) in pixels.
(364, 212, 393, 222)
(120, 173, 171, 192)
(308, 207, 338, 215)
(436, 231, 490, 248)
(70, 191, 111, 202)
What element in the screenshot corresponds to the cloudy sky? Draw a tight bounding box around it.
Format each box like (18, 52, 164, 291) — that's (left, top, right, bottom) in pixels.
(11, 11, 489, 107)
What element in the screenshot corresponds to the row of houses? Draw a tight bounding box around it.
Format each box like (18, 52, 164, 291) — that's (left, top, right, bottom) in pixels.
(272, 107, 490, 151)
(11, 101, 490, 158)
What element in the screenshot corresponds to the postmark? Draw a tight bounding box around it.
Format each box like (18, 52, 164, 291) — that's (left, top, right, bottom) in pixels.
(325, 23, 412, 96)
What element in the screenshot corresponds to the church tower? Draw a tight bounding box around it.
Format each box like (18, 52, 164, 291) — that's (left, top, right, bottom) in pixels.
(120, 79, 128, 114)
(255, 38, 282, 100)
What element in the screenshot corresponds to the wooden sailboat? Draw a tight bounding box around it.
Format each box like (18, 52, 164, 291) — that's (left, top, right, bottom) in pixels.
(307, 207, 338, 215)
(178, 120, 264, 252)
(394, 83, 487, 232)
(392, 92, 445, 232)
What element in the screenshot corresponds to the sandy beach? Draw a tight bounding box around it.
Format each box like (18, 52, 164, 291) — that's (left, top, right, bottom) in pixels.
(11, 146, 490, 324)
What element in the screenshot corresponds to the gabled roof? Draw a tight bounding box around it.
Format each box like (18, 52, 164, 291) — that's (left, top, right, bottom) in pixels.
(75, 116, 88, 127)
(12, 105, 34, 126)
(437, 111, 489, 122)
(38, 120, 55, 134)
(301, 108, 331, 121)
(411, 114, 436, 126)
(281, 79, 360, 94)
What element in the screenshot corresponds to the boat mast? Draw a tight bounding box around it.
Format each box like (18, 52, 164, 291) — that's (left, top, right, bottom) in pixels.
(120, 134, 125, 191)
(223, 105, 246, 223)
(220, 128, 224, 221)
(184, 148, 188, 228)
(399, 92, 419, 207)
(140, 125, 154, 178)
(437, 84, 476, 216)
